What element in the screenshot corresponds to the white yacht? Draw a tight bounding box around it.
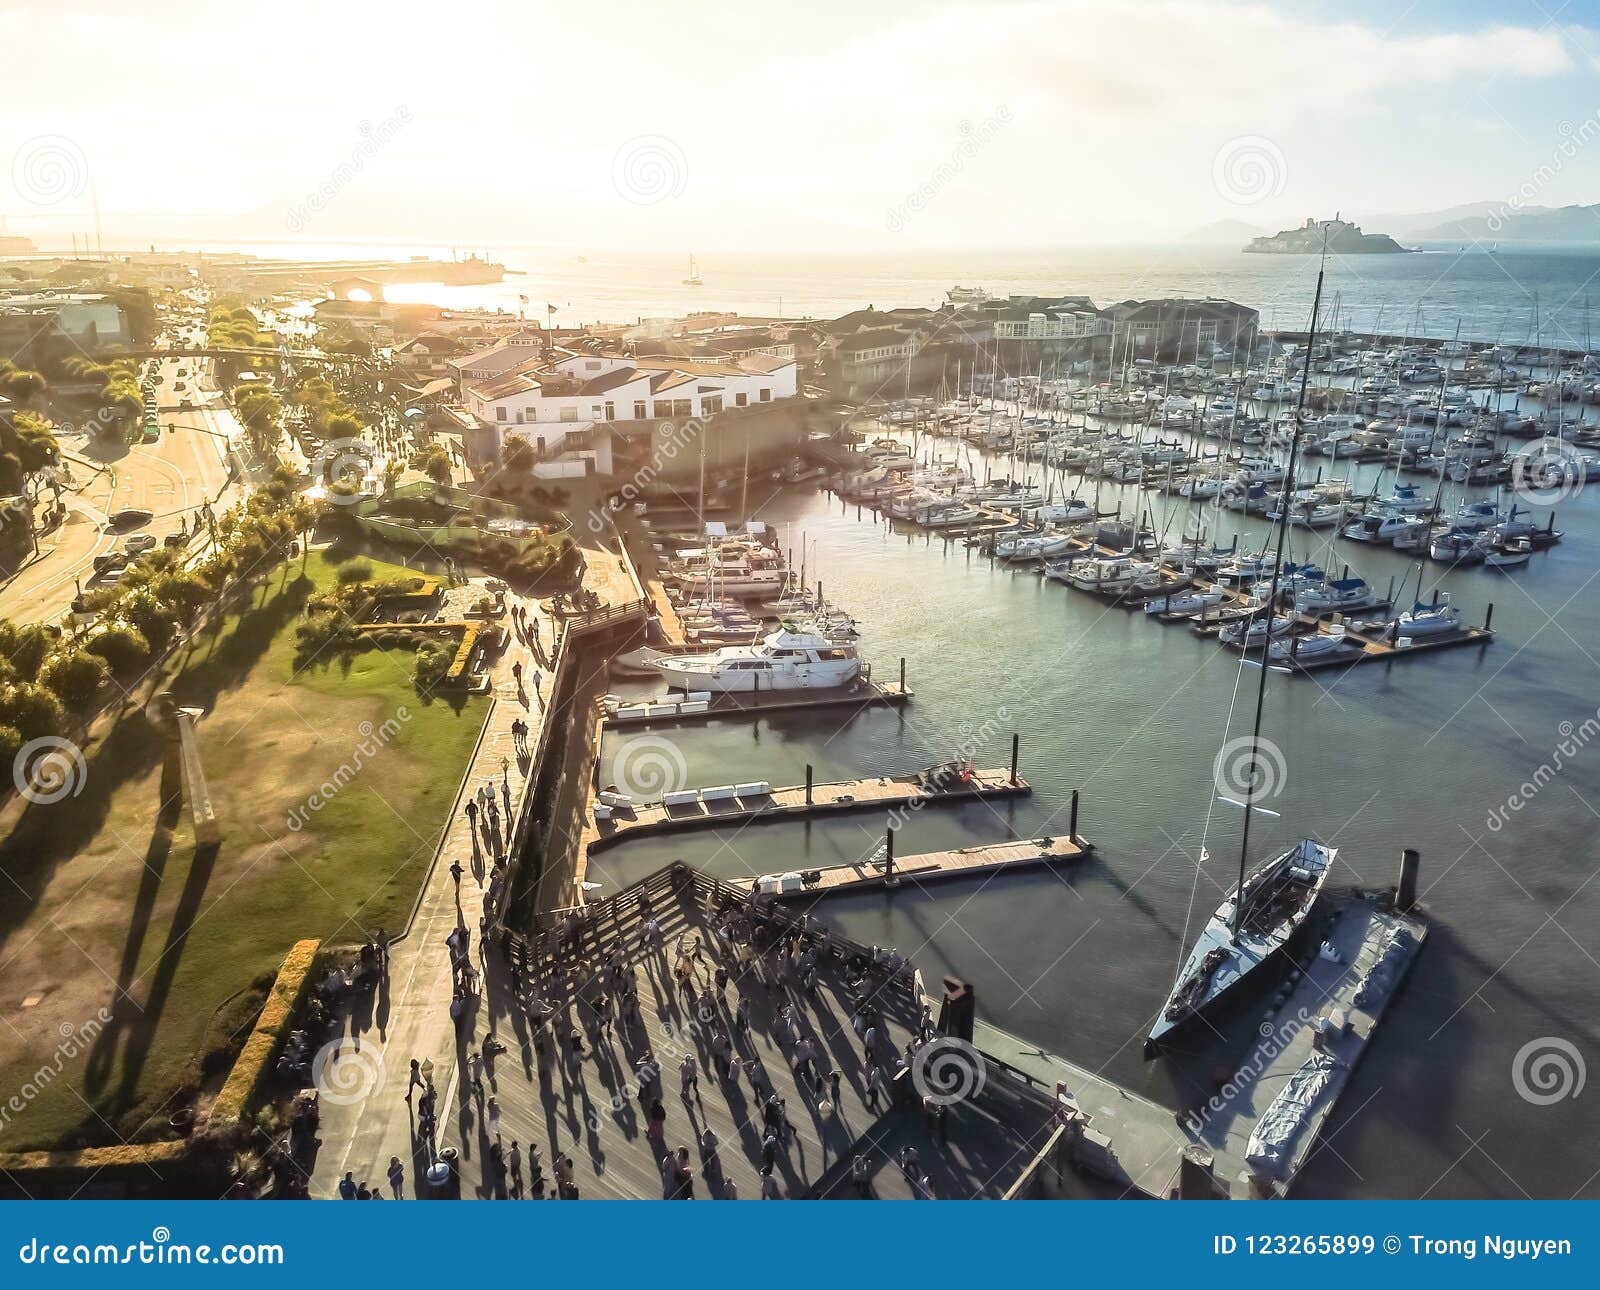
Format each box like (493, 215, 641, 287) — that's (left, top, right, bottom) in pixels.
(654, 625, 861, 693)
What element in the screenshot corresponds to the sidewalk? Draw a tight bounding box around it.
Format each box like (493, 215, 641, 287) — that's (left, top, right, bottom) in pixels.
(309, 588, 554, 1197)
(309, 555, 632, 1198)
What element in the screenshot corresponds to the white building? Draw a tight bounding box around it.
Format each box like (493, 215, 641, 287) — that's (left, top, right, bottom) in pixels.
(463, 351, 799, 477)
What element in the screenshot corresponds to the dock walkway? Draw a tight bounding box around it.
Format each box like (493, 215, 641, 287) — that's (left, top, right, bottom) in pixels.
(590, 769, 1028, 852)
(732, 833, 1091, 900)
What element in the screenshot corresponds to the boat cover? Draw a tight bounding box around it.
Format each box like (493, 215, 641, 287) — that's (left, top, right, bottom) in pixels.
(1246, 1050, 1339, 1177)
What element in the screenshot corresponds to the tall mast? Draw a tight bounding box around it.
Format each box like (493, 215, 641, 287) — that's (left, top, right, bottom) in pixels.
(1233, 237, 1328, 937)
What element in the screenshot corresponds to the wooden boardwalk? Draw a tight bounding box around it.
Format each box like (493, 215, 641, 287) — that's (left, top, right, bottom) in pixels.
(430, 870, 1052, 1200)
(589, 769, 1029, 852)
(731, 833, 1092, 900)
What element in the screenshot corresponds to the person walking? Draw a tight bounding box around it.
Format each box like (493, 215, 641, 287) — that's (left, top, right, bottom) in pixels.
(338, 1172, 357, 1200)
(679, 1052, 699, 1100)
(760, 1167, 780, 1199)
(387, 1156, 404, 1199)
(508, 1141, 523, 1198)
(405, 1059, 424, 1102)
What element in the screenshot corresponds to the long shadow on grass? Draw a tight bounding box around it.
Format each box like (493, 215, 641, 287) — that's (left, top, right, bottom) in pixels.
(0, 567, 314, 1124)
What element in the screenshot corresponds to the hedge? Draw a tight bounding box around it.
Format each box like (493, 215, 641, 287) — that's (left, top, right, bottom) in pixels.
(209, 938, 321, 1125)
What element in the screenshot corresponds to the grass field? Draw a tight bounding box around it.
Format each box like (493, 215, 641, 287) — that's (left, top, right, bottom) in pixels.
(0, 550, 487, 1154)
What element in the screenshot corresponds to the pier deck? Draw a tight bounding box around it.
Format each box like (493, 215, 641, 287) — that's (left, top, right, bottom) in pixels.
(731, 832, 1091, 900)
(590, 769, 1028, 852)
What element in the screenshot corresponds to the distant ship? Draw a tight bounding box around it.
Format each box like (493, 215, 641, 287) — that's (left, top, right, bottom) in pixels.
(1245, 217, 1411, 255)
(948, 284, 988, 305)
(683, 254, 702, 286)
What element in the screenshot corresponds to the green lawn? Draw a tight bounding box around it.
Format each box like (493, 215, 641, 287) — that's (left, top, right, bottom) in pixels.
(0, 550, 486, 1152)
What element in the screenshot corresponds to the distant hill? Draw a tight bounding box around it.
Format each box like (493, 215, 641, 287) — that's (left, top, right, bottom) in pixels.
(1184, 218, 1268, 245)
(1406, 203, 1600, 243)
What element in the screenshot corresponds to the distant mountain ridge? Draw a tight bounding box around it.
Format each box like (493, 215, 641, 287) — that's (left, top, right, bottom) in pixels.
(1190, 201, 1599, 247)
(1404, 203, 1600, 243)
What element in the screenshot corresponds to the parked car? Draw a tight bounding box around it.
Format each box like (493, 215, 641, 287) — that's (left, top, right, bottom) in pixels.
(124, 534, 157, 555)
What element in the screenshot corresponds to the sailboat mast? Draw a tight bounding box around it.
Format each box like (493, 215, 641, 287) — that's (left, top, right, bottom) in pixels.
(1233, 251, 1328, 937)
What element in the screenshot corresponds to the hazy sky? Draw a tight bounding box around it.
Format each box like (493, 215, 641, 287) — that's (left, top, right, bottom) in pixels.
(4, 0, 1599, 251)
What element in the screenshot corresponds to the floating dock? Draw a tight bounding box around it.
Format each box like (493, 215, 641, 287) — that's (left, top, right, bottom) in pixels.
(588, 768, 1028, 852)
(731, 831, 1091, 900)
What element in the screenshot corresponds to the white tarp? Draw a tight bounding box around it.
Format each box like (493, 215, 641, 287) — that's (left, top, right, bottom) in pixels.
(1246, 1050, 1339, 1177)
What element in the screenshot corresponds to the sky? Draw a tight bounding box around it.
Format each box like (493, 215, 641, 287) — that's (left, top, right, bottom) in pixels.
(3, 0, 1600, 253)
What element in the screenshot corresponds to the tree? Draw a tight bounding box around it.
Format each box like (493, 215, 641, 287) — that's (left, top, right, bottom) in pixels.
(84, 624, 151, 679)
(0, 681, 65, 740)
(502, 437, 534, 474)
(0, 620, 57, 682)
(39, 650, 110, 713)
(424, 449, 452, 486)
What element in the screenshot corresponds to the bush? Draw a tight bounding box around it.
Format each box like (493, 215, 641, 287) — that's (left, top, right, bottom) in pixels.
(0, 682, 65, 740)
(335, 558, 373, 585)
(39, 649, 110, 713)
(85, 624, 152, 678)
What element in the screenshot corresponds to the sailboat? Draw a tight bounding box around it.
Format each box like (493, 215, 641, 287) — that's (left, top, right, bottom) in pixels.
(1146, 245, 1339, 1059)
(682, 254, 702, 286)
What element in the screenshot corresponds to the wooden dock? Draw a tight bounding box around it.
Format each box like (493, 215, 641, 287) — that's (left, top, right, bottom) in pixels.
(588, 768, 1029, 852)
(731, 832, 1092, 900)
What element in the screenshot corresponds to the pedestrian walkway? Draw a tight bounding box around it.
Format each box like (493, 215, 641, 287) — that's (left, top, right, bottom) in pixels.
(308, 585, 556, 1198)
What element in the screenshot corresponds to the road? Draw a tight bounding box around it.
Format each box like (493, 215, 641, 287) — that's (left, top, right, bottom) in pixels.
(0, 354, 247, 626)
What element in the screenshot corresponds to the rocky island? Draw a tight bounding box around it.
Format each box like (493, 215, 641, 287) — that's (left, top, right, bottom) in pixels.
(1245, 217, 1410, 254)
